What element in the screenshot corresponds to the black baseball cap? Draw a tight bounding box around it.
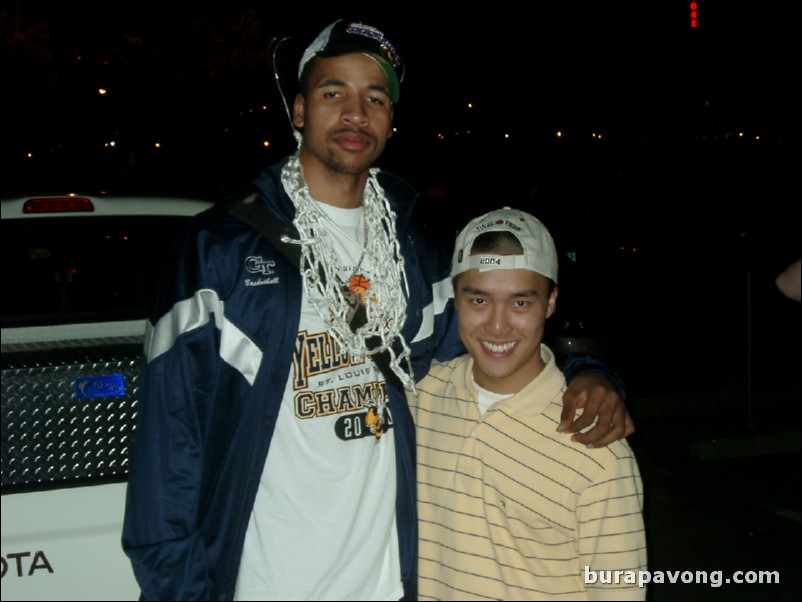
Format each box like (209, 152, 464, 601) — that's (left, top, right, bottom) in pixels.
(297, 19, 404, 103)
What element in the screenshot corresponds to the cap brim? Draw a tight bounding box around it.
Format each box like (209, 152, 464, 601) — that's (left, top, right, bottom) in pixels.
(315, 49, 400, 103)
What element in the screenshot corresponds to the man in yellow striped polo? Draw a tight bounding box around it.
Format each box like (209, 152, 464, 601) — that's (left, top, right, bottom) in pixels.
(411, 207, 647, 600)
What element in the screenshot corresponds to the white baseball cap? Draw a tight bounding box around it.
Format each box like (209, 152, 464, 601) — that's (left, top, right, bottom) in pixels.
(451, 207, 558, 283)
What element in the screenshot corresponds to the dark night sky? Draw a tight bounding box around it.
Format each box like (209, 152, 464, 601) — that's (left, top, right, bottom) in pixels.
(7, 2, 796, 120)
(3, 2, 797, 239)
(2, 2, 797, 204)
(3, 2, 796, 210)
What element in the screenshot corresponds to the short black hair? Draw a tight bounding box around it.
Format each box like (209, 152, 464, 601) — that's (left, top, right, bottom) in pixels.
(470, 231, 524, 255)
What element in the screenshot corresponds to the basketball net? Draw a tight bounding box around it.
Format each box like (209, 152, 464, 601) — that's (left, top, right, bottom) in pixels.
(281, 151, 416, 394)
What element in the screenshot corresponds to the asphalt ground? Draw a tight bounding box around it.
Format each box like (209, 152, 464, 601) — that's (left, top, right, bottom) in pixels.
(627, 377, 800, 601)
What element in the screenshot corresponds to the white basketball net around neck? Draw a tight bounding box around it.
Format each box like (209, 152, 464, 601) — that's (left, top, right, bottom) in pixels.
(281, 151, 416, 393)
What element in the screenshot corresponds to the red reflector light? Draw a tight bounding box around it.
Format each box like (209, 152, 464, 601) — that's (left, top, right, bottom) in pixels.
(22, 197, 95, 214)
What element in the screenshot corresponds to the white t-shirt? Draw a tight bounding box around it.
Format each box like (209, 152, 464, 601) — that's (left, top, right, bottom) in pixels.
(474, 378, 513, 414)
(235, 202, 402, 601)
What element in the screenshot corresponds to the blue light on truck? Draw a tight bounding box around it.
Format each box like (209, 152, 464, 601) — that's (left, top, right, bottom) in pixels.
(74, 374, 126, 399)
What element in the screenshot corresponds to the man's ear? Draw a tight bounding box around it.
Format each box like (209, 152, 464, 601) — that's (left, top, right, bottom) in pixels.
(293, 93, 305, 129)
(546, 288, 558, 318)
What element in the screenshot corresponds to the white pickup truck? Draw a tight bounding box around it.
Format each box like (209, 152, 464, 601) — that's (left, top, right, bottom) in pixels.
(1, 194, 214, 601)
